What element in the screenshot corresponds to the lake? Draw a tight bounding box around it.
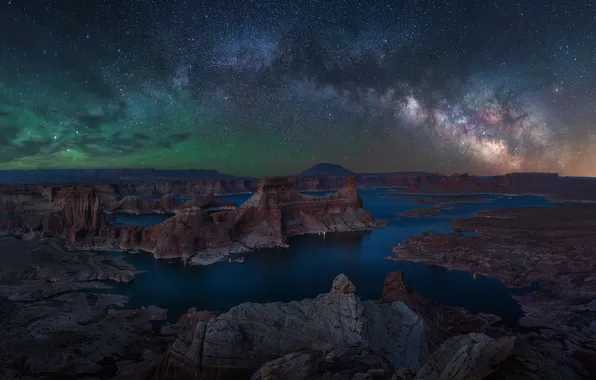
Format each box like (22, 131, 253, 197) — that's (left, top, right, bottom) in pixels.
(105, 189, 550, 325)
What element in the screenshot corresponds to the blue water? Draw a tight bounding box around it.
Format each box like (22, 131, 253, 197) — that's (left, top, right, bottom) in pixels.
(105, 189, 549, 325)
(215, 191, 343, 207)
(300, 190, 338, 197)
(111, 213, 174, 227)
(215, 193, 252, 206)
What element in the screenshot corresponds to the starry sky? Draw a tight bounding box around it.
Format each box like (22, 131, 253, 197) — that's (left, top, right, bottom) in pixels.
(1, 0, 596, 176)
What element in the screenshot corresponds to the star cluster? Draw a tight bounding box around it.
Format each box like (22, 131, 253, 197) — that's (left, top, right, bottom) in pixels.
(1, 0, 596, 176)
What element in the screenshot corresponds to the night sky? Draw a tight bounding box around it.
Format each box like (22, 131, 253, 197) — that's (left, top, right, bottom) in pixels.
(1, 0, 596, 176)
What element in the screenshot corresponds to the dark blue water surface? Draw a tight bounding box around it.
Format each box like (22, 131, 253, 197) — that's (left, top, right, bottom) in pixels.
(111, 213, 174, 227)
(106, 189, 549, 325)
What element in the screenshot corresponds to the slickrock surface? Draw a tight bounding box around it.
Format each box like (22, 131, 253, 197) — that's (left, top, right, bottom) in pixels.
(1, 242, 593, 380)
(0, 237, 136, 301)
(147, 274, 430, 380)
(390, 203, 596, 355)
(249, 342, 397, 380)
(0, 237, 190, 380)
(145, 274, 595, 379)
(413, 333, 516, 380)
(0, 293, 174, 380)
(380, 271, 508, 348)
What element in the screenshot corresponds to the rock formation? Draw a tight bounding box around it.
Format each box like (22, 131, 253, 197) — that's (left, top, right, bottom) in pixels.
(108, 194, 236, 215)
(148, 274, 430, 380)
(41, 186, 120, 250)
(142, 273, 595, 380)
(249, 342, 398, 380)
(1, 239, 593, 380)
(412, 333, 516, 380)
(0, 237, 135, 301)
(125, 176, 382, 263)
(389, 203, 596, 378)
(0, 185, 57, 236)
(0, 176, 382, 265)
(380, 271, 507, 349)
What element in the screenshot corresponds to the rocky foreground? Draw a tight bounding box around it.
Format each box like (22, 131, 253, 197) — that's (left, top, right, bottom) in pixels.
(0, 237, 593, 379)
(390, 203, 596, 378)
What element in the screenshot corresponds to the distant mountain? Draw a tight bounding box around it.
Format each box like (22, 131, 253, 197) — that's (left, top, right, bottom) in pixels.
(0, 169, 244, 185)
(297, 163, 356, 176)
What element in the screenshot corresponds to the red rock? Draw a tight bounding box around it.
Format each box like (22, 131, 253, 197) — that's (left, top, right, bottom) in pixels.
(380, 271, 507, 349)
(133, 176, 381, 261)
(178, 308, 218, 331)
(391, 203, 596, 339)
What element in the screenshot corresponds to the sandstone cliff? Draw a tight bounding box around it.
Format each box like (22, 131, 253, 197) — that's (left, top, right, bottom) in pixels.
(130, 176, 382, 263)
(143, 273, 594, 380)
(149, 274, 430, 380)
(11, 177, 380, 264)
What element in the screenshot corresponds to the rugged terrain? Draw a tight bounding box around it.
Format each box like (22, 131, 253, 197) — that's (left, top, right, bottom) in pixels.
(390, 203, 596, 357)
(0, 176, 383, 265)
(1, 236, 593, 379)
(0, 237, 177, 379)
(144, 273, 594, 380)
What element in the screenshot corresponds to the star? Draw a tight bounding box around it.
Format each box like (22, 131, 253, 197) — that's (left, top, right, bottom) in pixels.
(0, 0, 593, 176)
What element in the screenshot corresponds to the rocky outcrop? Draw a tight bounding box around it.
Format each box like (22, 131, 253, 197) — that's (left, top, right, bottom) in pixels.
(0, 185, 58, 236)
(413, 333, 516, 380)
(149, 274, 430, 380)
(0, 176, 381, 264)
(0, 291, 175, 380)
(380, 271, 507, 348)
(2, 238, 593, 380)
(134, 176, 383, 262)
(249, 342, 398, 380)
(116, 179, 258, 197)
(109, 194, 236, 215)
(147, 272, 596, 380)
(0, 237, 179, 380)
(0, 237, 136, 301)
(41, 186, 121, 250)
(391, 204, 596, 342)
(248, 328, 596, 380)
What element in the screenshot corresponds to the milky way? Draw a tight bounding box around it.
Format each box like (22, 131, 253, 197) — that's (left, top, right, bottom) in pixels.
(1, 0, 596, 176)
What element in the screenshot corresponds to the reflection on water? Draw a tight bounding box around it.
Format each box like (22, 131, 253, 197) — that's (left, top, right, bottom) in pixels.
(110, 213, 174, 227)
(300, 190, 338, 197)
(103, 190, 552, 325)
(216, 193, 252, 206)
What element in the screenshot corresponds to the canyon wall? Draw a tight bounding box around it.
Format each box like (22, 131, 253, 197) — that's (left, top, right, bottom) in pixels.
(0, 176, 382, 264)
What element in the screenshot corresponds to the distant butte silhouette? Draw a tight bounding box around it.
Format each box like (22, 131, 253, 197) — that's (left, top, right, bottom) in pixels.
(297, 163, 356, 176)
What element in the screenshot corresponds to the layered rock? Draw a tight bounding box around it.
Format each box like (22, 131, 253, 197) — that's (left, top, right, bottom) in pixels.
(0, 291, 176, 380)
(146, 273, 596, 380)
(108, 194, 236, 215)
(0, 185, 58, 236)
(0, 237, 136, 301)
(390, 203, 596, 342)
(2, 238, 593, 380)
(0, 176, 381, 264)
(132, 176, 382, 263)
(41, 186, 121, 250)
(149, 274, 430, 380)
(380, 271, 507, 349)
(249, 342, 398, 380)
(116, 179, 258, 197)
(413, 333, 516, 380)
